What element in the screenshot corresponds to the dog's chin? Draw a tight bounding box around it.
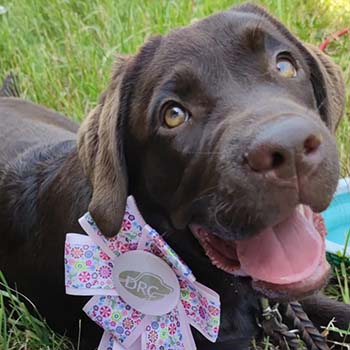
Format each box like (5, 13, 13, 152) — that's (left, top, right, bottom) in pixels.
(190, 206, 331, 301)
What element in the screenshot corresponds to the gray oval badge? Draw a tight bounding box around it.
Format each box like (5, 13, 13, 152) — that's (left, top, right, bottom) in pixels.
(113, 251, 180, 315)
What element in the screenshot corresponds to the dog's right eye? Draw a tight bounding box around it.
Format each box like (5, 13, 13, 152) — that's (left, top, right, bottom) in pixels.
(162, 104, 190, 128)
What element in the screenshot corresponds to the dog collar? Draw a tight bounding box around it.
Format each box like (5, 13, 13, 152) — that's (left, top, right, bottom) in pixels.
(64, 196, 220, 350)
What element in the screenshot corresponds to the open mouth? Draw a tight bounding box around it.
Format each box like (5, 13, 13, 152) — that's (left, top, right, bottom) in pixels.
(190, 206, 330, 300)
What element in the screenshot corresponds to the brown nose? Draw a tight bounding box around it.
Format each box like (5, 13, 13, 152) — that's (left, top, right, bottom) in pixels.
(245, 117, 323, 179)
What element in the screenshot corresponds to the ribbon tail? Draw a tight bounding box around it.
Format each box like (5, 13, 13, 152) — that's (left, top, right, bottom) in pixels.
(98, 331, 139, 350)
(124, 337, 142, 350)
(98, 331, 127, 350)
(177, 301, 197, 350)
(113, 342, 127, 350)
(142, 307, 196, 350)
(180, 279, 220, 343)
(84, 295, 150, 348)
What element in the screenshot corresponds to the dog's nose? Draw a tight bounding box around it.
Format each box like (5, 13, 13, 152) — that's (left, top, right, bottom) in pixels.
(245, 117, 323, 180)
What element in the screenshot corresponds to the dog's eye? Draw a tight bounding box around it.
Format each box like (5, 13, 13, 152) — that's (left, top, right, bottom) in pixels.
(276, 55, 297, 78)
(163, 104, 190, 128)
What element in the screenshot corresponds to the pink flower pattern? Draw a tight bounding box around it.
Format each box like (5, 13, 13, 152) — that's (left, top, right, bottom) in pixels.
(168, 323, 176, 335)
(100, 306, 111, 318)
(71, 247, 83, 258)
(122, 219, 132, 232)
(78, 271, 91, 283)
(98, 266, 112, 279)
(122, 317, 134, 330)
(99, 251, 110, 261)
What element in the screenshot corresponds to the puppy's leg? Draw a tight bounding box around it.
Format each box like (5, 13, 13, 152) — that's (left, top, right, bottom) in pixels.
(300, 294, 350, 342)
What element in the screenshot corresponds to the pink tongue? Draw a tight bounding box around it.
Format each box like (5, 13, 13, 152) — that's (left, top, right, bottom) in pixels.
(236, 209, 323, 284)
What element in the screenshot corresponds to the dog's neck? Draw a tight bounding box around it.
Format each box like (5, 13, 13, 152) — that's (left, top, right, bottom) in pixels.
(0, 140, 261, 348)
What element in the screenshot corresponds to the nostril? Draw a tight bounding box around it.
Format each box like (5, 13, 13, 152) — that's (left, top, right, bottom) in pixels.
(245, 147, 286, 173)
(303, 135, 322, 155)
(271, 152, 285, 168)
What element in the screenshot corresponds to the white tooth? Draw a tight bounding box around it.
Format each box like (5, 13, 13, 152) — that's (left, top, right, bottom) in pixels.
(297, 204, 305, 216)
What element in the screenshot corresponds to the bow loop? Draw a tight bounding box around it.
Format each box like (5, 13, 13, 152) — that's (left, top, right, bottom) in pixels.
(65, 234, 116, 295)
(179, 279, 220, 342)
(79, 197, 145, 259)
(142, 304, 196, 350)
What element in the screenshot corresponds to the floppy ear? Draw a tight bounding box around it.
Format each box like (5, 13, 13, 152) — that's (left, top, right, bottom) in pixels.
(231, 3, 346, 133)
(77, 56, 130, 237)
(303, 44, 345, 133)
(78, 36, 161, 237)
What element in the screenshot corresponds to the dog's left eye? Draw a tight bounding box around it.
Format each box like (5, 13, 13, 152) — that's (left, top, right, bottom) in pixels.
(276, 54, 297, 78)
(163, 104, 190, 128)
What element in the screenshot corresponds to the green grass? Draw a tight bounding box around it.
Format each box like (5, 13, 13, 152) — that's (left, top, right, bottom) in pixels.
(0, 0, 350, 349)
(0, 272, 73, 350)
(326, 230, 350, 305)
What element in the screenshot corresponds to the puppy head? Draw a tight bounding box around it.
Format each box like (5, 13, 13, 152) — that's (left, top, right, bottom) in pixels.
(78, 4, 345, 300)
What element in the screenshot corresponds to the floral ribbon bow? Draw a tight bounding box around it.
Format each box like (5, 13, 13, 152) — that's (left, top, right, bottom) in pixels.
(65, 196, 220, 350)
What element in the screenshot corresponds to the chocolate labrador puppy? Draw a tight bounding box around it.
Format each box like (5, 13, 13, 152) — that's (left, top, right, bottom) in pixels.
(1, 3, 349, 350)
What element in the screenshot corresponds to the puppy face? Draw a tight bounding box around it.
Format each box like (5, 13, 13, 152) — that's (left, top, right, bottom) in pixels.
(78, 4, 345, 301)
